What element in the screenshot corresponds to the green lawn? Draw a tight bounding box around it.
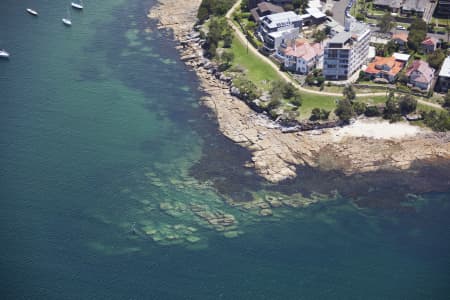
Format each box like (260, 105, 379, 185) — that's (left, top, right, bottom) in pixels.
(229, 36, 282, 87)
(298, 94, 339, 120)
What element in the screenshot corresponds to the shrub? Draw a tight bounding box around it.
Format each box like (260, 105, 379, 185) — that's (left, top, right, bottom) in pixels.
(398, 94, 417, 115)
(364, 106, 381, 117)
(352, 102, 366, 115)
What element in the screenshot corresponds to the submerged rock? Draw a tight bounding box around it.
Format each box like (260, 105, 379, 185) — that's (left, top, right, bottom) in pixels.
(259, 208, 273, 216)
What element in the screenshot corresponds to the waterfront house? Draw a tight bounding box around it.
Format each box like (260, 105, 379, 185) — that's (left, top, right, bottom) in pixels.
(421, 36, 440, 54)
(405, 60, 435, 91)
(250, 2, 284, 23)
(437, 56, 450, 92)
(258, 11, 302, 52)
(279, 39, 324, 74)
(364, 55, 405, 83)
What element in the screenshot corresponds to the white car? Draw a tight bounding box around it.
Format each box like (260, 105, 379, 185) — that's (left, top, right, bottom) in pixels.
(396, 25, 406, 30)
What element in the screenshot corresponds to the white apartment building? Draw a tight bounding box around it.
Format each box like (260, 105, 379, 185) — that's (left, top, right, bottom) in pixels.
(323, 17, 371, 80)
(258, 11, 303, 52)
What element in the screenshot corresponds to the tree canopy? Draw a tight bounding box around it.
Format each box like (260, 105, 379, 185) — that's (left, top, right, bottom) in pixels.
(407, 18, 427, 51)
(427, 49, 446, 69)
(335, 99, 354, 123)
(378, 13, 395, 33)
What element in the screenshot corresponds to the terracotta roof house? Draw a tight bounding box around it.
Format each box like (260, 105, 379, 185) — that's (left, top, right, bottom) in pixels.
(250, 1, 284, 23)
(364, 56, 405, 83)
(392, 32, 409, 50)
(279, 39, 324, 74)
(421, 36, 440, 54)
(405, 60, 435, 91)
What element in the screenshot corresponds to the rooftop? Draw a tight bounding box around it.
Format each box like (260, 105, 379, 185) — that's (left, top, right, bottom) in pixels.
(393, 32, 408, 42)
(439, 56, 450, 78)
(365, 56, 405, 77)
(422, 36, 438, 46)
(393, 52, 410, 62)
(305, 7, 326, 19)
(328, 31, 352, 45)
(405, 60, 435, 84)
(403, 0, 427, 12)
(373, 0, 402, 9)
(283, 39, 324, 61)
(261, 11, 303, 29)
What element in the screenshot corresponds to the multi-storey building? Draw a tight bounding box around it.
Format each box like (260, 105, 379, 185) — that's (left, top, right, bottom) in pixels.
(323, 16, 370, 81)
(258, 11, 303, 52)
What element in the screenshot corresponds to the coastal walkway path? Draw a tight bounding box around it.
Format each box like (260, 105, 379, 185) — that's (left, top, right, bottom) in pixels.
(225, 0, 443, 110)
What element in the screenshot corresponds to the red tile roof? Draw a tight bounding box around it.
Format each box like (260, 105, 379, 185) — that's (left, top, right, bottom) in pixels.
(365, 56, 405, 77)
(421, 36, 438, 46)
(405, 60, 435, 84)
(283, 40, 324, 61)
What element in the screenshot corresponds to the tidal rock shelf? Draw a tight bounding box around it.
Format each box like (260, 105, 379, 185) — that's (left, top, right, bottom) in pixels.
(147, 0, 450, 184)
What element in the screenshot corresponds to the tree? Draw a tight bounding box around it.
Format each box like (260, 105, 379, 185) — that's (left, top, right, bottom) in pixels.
(245, 21, 257, 33)
(343, 85, 356, 102)
(290, 94, 302, 107)
(313, 29, 327, 42)
(335, 99, 355, 123)
(384, 92, 400, 120)
(223, 30, 233, 48)
(398, 94, 417, 115)
(352, 102, 366, 115)
(310, 108, 322, 121)
(378, 13, 395, 33)
(383, 40, 398, 56)
(221, 51, 234, 66)
(283, 3, 294, 11)
(407, 18, 427, 51)
(197, 6, 209, 23)
(443, 92, 450, 109)
(364, 106, 381, 117)
(423, 110, 450, 131)
(427, 49, 446, 69)
(292, 0, 308, 12)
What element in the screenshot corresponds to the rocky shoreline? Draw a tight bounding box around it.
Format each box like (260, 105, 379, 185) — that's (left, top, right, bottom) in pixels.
(147, 0, 450, 184)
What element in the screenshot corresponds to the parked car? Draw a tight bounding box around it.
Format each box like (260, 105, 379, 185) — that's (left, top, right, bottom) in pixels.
(396, 25, 406, 30)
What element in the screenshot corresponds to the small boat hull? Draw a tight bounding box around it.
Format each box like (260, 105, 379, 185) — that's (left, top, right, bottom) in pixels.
(26, 8, 38, 16)
(62, 18, 72, 26)
(0, 51, 10, 59)
(71, 3, 83, 9)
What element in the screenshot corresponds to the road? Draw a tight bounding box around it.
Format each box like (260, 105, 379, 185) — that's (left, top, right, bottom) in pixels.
(225, 0, 443, 108)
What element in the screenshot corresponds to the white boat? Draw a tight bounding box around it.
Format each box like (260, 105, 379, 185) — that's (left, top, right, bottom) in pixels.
(0, 49, 10, 58)
(71, 0, 83, 9)
(26, 8, 38, 16)
(62, 8, 72, 26)
(62, 18, 72, 26)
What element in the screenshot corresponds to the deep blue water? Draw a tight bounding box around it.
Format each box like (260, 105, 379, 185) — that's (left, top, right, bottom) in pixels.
(1, 0, 449, 299)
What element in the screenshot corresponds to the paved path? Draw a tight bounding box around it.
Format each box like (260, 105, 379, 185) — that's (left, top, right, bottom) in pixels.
(225, 0, 442, 108)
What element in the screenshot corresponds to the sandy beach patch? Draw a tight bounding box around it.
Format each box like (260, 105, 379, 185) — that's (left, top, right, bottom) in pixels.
(331, 119, 427, 141)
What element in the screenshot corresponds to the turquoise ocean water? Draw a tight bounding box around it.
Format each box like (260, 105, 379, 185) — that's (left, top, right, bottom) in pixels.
(1, 0, 449, 299)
